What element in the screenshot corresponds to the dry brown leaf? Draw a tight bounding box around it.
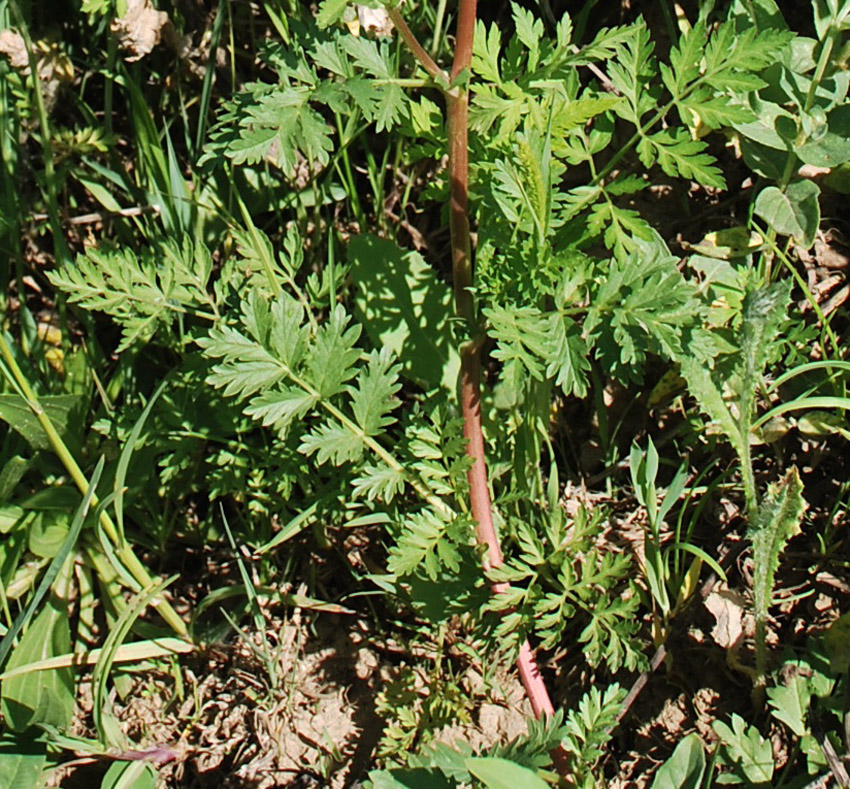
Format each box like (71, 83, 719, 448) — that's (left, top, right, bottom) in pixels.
(111, 0, 169, 62)
(0, 29, 28, 68)
(357, 5, 394, 37)
(704, 586, 747, 649)
(0, 30, 74, 89)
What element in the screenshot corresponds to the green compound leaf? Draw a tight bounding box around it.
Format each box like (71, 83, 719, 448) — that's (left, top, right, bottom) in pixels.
(713, 714, 774, 783)
(47, 238, 215, 351)
(316, 0, 350, 29)
(307, 305, 362, 399)
(229, 87, 334, 175)
(349, 348, 402, 437)
(639, 129, 726, 189)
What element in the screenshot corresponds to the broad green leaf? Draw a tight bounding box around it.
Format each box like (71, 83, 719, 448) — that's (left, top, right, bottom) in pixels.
(0, 638, 195, 680)
(0, 394, 84, 452)
(348, 235, 459, 395)
(0, 456, 29, 501)
(367, 768, 454, 789)
(814, 0, 850, 39)
(797, 105, 850, 168)
(733, 98, 797, 151)
(0, 461, 100, 674)
(823, 612, 850, 673)
(754, 180, 821, 248)
(75, 175, 123, 213)
(0, 504, 26, 534)
(101, 760, 156, 789)
(650, 733, 705, 789)
(464, 757, 549, 789)
(0, 733, 46, 789)
(1, 597, 75, 731)
(28, 512, 71, 559)
(729, 0, 788, 32)
(740, 137, 792, 180)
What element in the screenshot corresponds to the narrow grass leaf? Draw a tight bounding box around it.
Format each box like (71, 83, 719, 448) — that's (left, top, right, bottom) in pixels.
(0, 458, 104, 670)
(0, 638, 195, 681)
(114, 378, 171, 547)
(92, 576, 178, 747)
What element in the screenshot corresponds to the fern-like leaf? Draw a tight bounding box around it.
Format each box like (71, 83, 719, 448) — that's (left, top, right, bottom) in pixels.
(638, 129, 726, 189)
(48, 238, 215, 351)
(349, 347, 402, 437)
(387, 510, 461, 580)
(307, 305, 362, 398)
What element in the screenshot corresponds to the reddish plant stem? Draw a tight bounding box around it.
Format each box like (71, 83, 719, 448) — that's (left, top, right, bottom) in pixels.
(445, 0, 570, 777)
(393, 0, 570, 776)
(387, 6, 448, 84)
(459, 337, 501, 566)
(451, 0, 477, 81)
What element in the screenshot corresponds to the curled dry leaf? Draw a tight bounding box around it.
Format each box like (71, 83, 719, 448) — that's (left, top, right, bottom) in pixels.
(357, 5, 394, 38)
(704, 585, 749, 650)
(0, 29, 28, 68)
(0, 30, 74, 82)
(111, 0, 169, 62)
